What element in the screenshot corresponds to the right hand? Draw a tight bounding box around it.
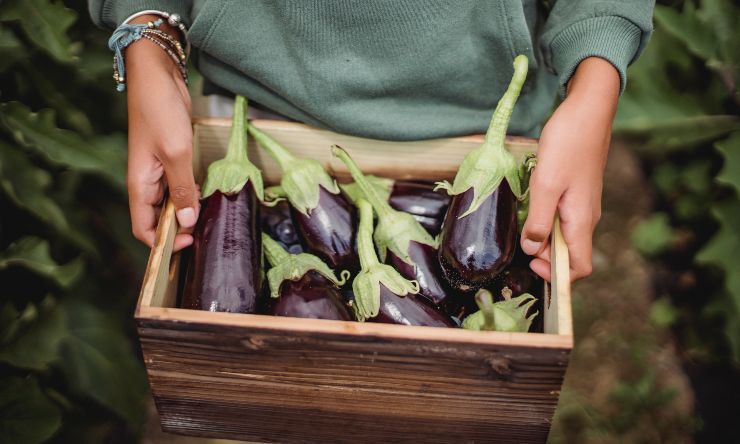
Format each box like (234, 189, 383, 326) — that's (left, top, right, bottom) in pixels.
(125, 16, 198, 251)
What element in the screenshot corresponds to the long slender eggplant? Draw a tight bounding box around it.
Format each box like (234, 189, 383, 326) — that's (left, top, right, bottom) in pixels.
(247, 125, 358, 273)
(341, 177, 450, 235)
(462, 288, 537, 332)
(262, 233, 352, 320)
(182, 96, 266, 313)
(333, 147, 452, 307)
(436, 55, 530, 291)
(351, 199, 453, 327)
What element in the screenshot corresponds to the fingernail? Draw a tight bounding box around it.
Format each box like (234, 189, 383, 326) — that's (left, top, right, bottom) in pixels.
(522, 239, 541, 255)
(176, 207, 196, 228)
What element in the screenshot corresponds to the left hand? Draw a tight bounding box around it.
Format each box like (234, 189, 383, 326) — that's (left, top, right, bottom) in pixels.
(520, 57, 620, 282)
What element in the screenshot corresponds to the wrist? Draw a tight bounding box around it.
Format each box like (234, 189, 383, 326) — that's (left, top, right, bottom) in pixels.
(566, 57, 620, 111)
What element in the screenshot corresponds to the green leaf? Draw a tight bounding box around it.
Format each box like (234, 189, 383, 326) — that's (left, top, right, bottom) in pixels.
(0, 237, 83, 288)
(0, 142, 66, 230)
(631, 213, 676, 257)
(0, 26, 25, 71)
(696, 200, 740, 318)
(0, 297, 66, 370)
(58, 302, 148, 428)
(654, 3, 716, 62)
(0, 376, 62, 444)
(649, 297, 679, 328)
(715, 131, 740, 194)
(0, 0, 80, 64)
(0, 102, 126, 188)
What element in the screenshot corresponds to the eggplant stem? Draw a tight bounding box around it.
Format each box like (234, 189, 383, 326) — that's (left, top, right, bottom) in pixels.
(332, 146, 394, 219)
(475, 289, 496, 331)
(482, 55, 528, 155)
(356, 198, 381, 269)
(261, 233, 290, 266)
(224, 96, 250, 163)
(248, 125, 296, 171)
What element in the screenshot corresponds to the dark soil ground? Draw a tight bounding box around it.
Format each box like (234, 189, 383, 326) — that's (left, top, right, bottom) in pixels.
(142, 141, 696, 444)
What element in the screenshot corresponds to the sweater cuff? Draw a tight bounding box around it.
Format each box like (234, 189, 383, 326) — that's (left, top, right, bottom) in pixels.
(91, 0, 192, 29)
(550, 16, 642, 97)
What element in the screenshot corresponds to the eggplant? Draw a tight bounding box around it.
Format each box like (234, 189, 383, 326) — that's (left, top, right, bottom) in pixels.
(436, 55, 530, 291)
(462, 288, 537, 332)
(341, 177, 450, 235)
(350, 198, 453, 327)
(262, 233, 351, 320)
(260, 200, 303, 253)
(248, 125, 358, 272)
(517, 154, 537, 233)
(332, 146, 452, 307)
(181, 96, 265, 312)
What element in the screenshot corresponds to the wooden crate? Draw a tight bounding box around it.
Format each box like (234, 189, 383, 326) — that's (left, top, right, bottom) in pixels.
(136, 119, 573, 444)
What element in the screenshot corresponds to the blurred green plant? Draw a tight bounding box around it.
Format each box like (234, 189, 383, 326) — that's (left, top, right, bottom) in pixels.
(618, 0, 740, 364)
(0, 0, 149, 442)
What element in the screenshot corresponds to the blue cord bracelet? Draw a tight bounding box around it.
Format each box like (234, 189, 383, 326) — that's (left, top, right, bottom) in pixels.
(108, 19, 163, 92)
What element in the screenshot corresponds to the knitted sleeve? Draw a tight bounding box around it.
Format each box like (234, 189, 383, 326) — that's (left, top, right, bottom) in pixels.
(88, 0, 193, 28)
(539, 0, 655, 96)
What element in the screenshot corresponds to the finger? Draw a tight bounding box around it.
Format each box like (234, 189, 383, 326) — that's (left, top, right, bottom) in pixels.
(173, 233, 194, 252)
(159, 143, 199, 230)
(529, 257, 552, 282)
(129, 179, 164, 248)
(558, 202, 594, 282)
(521, 171, 563, 256)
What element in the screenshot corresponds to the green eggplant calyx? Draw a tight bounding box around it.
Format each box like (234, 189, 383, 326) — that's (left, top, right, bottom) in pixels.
(462, 289, 538, 332)
(374, 211, 437, 264)
(202, 96, 266, 200)
(518, 153, 537, 201)
(265, 185, 287, 199)
(248, 124, 339, 215)
(340, 175, 394, 205)
(443, 55, 529, 218)
(352, 198, 420, 321)
(332, 146, 436, 267)
(262, 233, 349, 299)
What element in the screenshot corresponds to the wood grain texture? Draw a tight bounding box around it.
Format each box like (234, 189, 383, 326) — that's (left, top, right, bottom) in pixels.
(137, 313, 570, 444)
(137, 119, 574, 443)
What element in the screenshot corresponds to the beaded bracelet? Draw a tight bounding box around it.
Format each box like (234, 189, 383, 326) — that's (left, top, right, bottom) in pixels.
(108, 18, 188, 92)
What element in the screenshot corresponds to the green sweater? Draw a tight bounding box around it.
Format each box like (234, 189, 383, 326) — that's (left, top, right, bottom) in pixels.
(90, 0, 654, 140)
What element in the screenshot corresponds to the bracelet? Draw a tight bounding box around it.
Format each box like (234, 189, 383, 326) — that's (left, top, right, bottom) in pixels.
(108, 18, 187, 92)
(122, 10, 190, 57)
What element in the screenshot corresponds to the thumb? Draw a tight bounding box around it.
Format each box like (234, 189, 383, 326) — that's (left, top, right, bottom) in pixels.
(521, 176, 561, 256)
(161, 147, 199, 229)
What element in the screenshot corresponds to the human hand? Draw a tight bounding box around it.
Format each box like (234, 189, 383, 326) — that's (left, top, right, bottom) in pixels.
(521, 57, 620, 282)
(125, 15, 198, 251)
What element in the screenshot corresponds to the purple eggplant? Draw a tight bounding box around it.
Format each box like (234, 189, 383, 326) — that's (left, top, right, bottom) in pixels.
(438, 182, 517, 291)
(262, 233, 351, 320)
(182, 96, 265, 313)
(332, 146, 453, 308)
(341, 177, 450, 235)
(462, 288, 537, 332)
(436, 55, 530, 292)
(248, 125, 358, 273)
(260, 199, 303, 253)
(350, 198, 453, 327)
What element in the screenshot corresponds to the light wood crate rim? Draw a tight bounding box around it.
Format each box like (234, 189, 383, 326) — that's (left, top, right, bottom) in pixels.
(136, 118, 573, 350)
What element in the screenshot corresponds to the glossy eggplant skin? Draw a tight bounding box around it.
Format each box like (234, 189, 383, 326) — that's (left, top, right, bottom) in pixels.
(438, 181, 517, 291)
(369, 285, 454, 327)
(182, 183, 261, 313)
(292, 187, 358, 273)
(386, 241, 451, 307)
(270, 271, 352, 320)
(388, 181, 450, 235)
(500, 267, 536, 297)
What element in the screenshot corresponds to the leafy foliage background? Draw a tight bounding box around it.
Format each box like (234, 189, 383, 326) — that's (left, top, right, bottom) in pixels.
(619, 0, 740, 365)
(0, 0, 149, 442)
(0, 0, 737, 443)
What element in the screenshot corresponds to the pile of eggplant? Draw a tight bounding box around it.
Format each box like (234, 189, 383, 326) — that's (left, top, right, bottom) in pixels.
(181, 55, 544, 333)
